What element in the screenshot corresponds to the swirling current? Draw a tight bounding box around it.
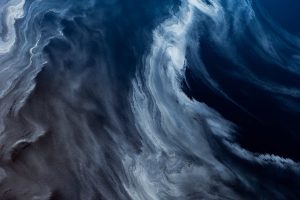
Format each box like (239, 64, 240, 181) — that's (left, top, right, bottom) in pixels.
(0, 0, 299, 199)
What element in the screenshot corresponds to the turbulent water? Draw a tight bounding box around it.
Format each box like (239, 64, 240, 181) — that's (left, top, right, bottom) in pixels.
(0, 0, 299, 199)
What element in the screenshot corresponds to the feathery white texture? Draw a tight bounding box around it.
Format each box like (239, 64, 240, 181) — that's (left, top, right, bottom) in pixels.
(128, 0, 299, 199)
(127, 1, 241, 199)
(0, 0, 25, 54)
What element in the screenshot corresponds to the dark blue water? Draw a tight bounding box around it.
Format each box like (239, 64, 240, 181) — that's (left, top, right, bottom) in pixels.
(184, 0, 300, 161)
(0, 0, 299, 199)
(259, 0, 300, 33)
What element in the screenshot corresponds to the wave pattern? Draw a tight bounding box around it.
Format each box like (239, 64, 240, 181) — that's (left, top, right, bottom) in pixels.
(0, 0, 299, 199)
